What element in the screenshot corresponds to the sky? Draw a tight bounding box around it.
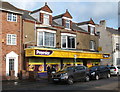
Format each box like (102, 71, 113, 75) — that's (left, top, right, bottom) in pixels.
(2, 0, 119, 29)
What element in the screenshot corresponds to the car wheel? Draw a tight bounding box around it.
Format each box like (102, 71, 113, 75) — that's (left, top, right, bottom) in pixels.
(85, 75, 90, 82)
(107, 73, 111, 78)
(95, 75, 99, 80)
(67, 77, 73, 85)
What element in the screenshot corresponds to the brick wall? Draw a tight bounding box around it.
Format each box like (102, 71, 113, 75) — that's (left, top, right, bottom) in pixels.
(2, 11, 22, 80)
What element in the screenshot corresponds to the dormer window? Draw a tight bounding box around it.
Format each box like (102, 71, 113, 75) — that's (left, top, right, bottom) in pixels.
(90, 26, 95, 35)
(43, 14, 49, 25)
(65, 20, 70, 29)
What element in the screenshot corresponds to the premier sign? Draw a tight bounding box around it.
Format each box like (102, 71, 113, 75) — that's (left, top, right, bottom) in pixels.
(35, 50, 53, 55)
(103, 54, 110, 58)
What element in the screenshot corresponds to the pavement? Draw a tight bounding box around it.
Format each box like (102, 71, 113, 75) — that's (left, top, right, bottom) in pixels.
(1, 76, 120, 91)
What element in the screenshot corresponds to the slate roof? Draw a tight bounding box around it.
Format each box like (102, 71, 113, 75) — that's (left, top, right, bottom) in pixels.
(106, 27, 120, 35)
(22, 10, 37, 21)
(53, 14, 64, 20)
(0, 1, 23, 14)
(72, 22, 87, 32)
(77, 18, 95, 25)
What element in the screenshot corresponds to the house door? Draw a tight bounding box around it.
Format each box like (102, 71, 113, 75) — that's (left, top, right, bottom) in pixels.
(9, 59, 15, 76)
(6, 51, 18, 77)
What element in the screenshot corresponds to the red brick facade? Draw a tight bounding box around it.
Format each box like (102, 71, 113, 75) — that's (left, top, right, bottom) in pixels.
(1, 11, 22, 80)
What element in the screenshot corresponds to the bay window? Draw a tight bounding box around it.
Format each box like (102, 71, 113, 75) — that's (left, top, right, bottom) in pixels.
(38, 31, 55, 47)
(61, 35, 76, 49)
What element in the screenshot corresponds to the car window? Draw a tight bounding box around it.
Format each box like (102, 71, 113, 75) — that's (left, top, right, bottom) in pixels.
(110, 67, 116, 69)
(76, 66, 85, 70)
(117, 67, 120, 69)
(99, 66, 105, 69)
(90, 66, 98, 71)
(60, 67, 74, 71)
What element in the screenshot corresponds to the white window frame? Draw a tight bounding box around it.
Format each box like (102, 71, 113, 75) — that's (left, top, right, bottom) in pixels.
(7, 13, 17, 22)
(65, 20, 70, 29)
(43, 14, 49, 25)
(116, 43, 120, 50)
(88, 24, 95, 35)
(90, 40, 95, 50)
(61, 33, 76, 49)
(90, 26, 95, 35)
(37, 29, 56, 47)
(7, 34, 17, 45)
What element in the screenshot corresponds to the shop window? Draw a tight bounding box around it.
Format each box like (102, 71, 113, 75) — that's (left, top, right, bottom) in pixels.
(38, 31, 55, 47)
(43, 14, 49, 25)
(7, 13, 17, 22)
(61, 35, 76, 49)
(7, 34, 17, 45)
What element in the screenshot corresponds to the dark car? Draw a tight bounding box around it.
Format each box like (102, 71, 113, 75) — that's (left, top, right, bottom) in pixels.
(52, 65, 90, 85)
(89, 65, 111, 80)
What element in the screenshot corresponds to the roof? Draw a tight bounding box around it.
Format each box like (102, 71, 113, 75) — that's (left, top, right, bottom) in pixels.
(77, 18, 95, 25)
(72, 22, 87, 32)
(0, 1, 23, 14)
(22, 10, 37, 21)
(53, 9, 72, 19)
(52, 20, 64, 28)
(52, 20, 88, 33)
(106, 27, 120, 35)
(31, 3, 52, 14)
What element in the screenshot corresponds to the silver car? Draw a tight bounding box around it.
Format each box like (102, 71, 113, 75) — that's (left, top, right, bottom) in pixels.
(110, 66, 120, 76)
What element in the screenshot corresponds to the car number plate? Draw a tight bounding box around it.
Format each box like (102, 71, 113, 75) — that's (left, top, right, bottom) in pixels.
(54, 79, 59, 81)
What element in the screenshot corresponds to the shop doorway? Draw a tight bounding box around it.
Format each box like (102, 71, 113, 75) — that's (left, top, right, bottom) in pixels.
(83, 60, 87, 67)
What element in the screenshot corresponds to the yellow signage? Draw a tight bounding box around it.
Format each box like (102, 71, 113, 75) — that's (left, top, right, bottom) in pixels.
(25, 47, 110, 59)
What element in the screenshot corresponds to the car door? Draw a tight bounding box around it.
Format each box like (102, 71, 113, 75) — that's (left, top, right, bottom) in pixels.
(77, 66, 86, 79)
(99, 66, 106, 78)
(73, 66, 81, 80)
(97, 66, 103, 78)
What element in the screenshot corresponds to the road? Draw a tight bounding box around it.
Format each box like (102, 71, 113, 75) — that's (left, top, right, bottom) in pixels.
(2, 76, 120, 91)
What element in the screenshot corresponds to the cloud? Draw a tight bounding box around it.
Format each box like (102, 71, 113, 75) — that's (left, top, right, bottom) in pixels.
(2, 0, 118, 28)
(2, 0, 38, 10)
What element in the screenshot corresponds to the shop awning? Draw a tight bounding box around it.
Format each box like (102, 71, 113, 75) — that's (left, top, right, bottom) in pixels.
(25, 47, 110, 59)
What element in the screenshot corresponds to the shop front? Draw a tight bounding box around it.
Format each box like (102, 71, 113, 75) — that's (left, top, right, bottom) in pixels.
(25, 47, 110, 78)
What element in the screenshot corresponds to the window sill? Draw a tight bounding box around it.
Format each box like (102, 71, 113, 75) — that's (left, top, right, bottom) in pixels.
(65, 28, 71, 30)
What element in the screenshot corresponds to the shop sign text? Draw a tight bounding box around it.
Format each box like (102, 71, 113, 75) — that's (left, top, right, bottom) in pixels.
(35, 50, 53, 55)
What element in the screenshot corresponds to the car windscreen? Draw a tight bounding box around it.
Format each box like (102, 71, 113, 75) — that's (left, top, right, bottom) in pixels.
(60, 67, 74, 71)
(110, 67, 116, 69)
(89, 66, 98, 71)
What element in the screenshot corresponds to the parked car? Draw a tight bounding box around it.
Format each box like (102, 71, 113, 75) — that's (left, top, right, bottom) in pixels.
(89, 65, 111, 80)
(52, 65, 90, 85)
(110, 66, 120, 76)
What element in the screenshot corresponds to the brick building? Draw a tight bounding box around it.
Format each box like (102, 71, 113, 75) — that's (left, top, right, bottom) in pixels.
(1, 2, 110, 80)
(23, 3, 110, 77)
(1, 1, 23, 80)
